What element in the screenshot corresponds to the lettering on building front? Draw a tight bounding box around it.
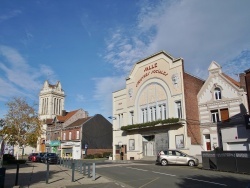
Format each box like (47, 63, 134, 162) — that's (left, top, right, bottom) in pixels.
(136, 63, 168, 87)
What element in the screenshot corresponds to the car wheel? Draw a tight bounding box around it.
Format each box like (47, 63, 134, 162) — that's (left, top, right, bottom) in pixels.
(188, 160, 195, 166)
(161, 159, 168, 166)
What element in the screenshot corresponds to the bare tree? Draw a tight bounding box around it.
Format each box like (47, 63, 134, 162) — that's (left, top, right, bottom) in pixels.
(0, 97, 42, 153)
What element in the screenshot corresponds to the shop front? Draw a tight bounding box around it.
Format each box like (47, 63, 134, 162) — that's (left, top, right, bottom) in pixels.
(61, 141, 81, 159)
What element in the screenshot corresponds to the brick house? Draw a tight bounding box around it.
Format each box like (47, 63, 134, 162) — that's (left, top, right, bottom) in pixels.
(112, 51, 204, 160)
(45, 109, 88, 155)
(45, 109, 112, 159)
(61, 114, 113, 159)
(197, 61, 249, 151)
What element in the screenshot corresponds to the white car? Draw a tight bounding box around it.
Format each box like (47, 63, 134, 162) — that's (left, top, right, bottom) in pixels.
(156, 149, 199, 166)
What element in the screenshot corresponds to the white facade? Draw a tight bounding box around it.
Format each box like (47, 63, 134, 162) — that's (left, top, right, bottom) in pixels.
(112, 51, 202, 160)
(197, 61, 250, 151)
(61, 141, 81, 159)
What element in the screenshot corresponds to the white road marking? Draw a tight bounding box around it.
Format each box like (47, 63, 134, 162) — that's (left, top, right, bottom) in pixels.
(126, 167, 148, 171)
(185, 177, 227, 186)
(152, 171, 176, 177)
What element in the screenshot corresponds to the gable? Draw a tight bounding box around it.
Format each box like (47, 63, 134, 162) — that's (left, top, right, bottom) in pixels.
(198, 73, 240, 104)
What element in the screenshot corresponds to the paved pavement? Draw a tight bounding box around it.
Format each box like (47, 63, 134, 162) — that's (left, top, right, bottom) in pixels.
(4, 161, 129, 188)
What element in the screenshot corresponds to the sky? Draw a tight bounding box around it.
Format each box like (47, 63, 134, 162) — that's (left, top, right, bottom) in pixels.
(0, 0, 250, 119)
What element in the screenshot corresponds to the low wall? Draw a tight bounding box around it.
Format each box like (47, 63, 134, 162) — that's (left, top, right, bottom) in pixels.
(202, 151, 250, 174)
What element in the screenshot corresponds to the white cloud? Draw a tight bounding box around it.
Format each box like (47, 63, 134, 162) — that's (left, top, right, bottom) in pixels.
(92, 76, 125, 117)
(0, 10, 22, 23)
(104, 0, 250, 79)
(0, 45, 57, 103)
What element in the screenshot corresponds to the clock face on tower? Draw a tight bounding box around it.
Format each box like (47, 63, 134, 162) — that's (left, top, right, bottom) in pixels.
(128, 88, 133, 98)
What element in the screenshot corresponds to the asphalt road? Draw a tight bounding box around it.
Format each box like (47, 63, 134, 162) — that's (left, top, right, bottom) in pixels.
(91, 162, 250, 188)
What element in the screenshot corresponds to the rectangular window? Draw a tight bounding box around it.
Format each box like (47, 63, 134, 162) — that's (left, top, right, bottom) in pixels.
(159, 105, 162, 119)
(130, 111, 134, 124)
(76, 131, 80, 139)
(129, 139, 135, 150)
(115, 145, 120, 154)
(69, 132, 72, 140)
(175, 101, 182, 118)
(142, 109, 145, 123)
(211, 110, 220, 123)
(63, 132, 66, 140)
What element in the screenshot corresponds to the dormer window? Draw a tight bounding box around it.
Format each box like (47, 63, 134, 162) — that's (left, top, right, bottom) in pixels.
(214, 88, 221, 100)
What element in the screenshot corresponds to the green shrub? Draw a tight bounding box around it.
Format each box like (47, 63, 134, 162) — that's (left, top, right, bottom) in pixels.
(103, 152, 112, 158)
(85, 154, 94, 159)
(3, 154, 15, 161)
(93, 153, 102, 158)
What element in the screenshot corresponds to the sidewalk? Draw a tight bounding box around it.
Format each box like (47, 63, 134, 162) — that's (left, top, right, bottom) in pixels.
(4, 162, 113, 188)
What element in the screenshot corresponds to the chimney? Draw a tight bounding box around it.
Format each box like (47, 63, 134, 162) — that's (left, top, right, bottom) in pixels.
(62, 110, 67, 116)
(239, 73, 246, 91)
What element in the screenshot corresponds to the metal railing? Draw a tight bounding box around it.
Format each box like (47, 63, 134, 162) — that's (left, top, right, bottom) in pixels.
(58, 158, 96, 181)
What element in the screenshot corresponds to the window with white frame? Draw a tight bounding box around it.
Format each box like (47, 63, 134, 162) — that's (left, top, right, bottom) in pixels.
(129, 139, 135, 150)
(118, 113, 123, 129)
(175, 101, 182, 118)
(214, 88, 221, 100)
(76, 131, 79, 139)
(129, 111, 134, 124)
(211, 110, 220, 123)
(63, 132, 66, 140)
(69, 132, 72, 140)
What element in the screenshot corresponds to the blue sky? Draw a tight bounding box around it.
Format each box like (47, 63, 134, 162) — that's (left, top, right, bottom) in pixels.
(0, 0, 250, 119)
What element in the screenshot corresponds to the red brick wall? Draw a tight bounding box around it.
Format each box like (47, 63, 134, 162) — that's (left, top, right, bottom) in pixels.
(85, 149, 112, 155)
(183, 72, 204, 145)
(62, 127, 81, 141)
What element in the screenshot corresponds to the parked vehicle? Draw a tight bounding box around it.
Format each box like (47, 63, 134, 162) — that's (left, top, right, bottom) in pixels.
(41, 153, 59, 164)
(36, 152, 46, 162)
(28, 153, 38, 162)
(156, 149, 199, 166)
(28, 152, 46, 162)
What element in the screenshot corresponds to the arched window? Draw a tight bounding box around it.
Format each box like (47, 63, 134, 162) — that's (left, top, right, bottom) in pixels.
(214, 88, 221, 100)
(138, 83, 168, 123)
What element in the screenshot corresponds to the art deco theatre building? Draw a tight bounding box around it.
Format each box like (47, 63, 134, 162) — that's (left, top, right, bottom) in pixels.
(112, 51, 204, 160)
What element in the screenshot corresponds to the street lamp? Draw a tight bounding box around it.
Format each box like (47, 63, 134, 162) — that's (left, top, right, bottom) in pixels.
(108, 116, 116, 120)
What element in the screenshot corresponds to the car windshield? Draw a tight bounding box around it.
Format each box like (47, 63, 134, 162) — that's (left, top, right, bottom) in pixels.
(31, 153, 38, 156)
(47, 153, 56, 157)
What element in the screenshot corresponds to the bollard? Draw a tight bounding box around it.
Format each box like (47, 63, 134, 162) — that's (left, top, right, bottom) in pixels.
(46, 161, 49, 184)
(15, 163, 19, 186)
(88, 163, 91, 178)
(92, 163, 95, 181)
(80, 162, 83, 174)
(71, 162, 75, 182)
(83, 163, 86, 175)
(70, 159, 73, 169)
(67, 158, 69, 168)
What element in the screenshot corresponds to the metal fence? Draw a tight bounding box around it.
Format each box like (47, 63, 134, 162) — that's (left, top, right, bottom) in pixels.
(202, 151, 250, 174)
(58, 158, 96, 181)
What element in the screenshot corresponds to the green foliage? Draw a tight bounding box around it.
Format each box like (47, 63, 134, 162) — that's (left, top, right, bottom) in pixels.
(3, 154, 15, 161)
(85, 154, 94, 159)
(0, 97, 43, 148)
(102, 152, 112, 158)
(93, 153, 103, 158)
(121, 118, 180, 131)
